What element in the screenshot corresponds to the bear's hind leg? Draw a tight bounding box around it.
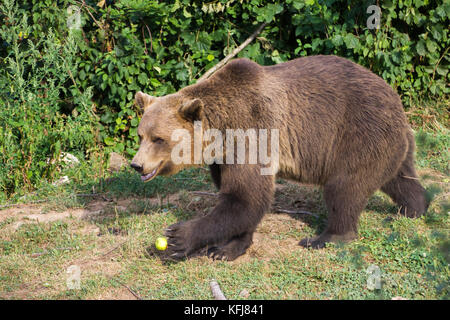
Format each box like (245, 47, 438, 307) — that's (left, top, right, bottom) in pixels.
(381, 161, 428, 218)
(300, 177, 369, 249)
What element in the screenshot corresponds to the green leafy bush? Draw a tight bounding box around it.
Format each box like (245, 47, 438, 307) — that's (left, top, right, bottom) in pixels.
(71, 0, 448, 157)
(0, 0, 98, 199)
(0, 0, 448, 198)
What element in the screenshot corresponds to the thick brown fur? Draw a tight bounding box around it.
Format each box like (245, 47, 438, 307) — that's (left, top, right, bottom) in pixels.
(131, 55, 428, 260)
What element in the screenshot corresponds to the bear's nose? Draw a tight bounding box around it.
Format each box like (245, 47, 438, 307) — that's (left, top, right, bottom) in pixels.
(130, 162, 143, 173)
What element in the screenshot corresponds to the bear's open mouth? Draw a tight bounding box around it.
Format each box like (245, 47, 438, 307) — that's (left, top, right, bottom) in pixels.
(141, 161, 163, 182)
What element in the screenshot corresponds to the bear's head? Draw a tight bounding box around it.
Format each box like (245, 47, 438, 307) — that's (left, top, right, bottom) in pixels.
(130, 91, 203, 182)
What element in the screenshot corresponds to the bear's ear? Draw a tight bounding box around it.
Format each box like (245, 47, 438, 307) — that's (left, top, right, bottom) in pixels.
(135, 91, 155, 111)
(178, 98, 203, 122)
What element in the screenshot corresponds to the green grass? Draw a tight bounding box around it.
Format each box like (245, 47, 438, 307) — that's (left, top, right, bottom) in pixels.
(0, 204, 447, 299)
(0, 128, 448, 300)
(415, 127, 450, 175)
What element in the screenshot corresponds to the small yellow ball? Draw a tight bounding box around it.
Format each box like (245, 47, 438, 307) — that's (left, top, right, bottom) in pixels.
(155, 237, 168, 251)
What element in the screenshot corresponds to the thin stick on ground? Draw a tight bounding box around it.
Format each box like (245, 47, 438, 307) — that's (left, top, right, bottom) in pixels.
(99, 238, 129, 258)
(76, 193, 113, 202)
(401, 175, 420, 180)
(273, 208, 319, 218)
(210, 279, 227, 300)
(191, 191, 218, 197)
(0, 199, 46, 209)
(197, 22, 267, 82)
(30, 247, 74, 258)
(110, 277, 143, 300)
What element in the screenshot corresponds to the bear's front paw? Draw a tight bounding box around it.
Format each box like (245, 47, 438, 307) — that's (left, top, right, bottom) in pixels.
(164, 221, 198, 260)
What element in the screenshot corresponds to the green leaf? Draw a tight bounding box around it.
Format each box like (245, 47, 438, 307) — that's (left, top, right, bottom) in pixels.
(104, 136, 115, 146)
(108, 62, 114, 74)
(430, 83, 437, 95)
(150, 78, 161, 87)
(138, 73, 148, 85)
(425, 39, 438, 53)
(344, 34, 359, 49)
(126, 148, 137, 156)
(79, 69, 86, 81)
(153, 66, 161, 74)
(416, 40, 427, 56)
(436, 65, 448, 76)
(292, 0, 305, 10)
(331, 34, 343, 46)
(114, 143, 125, 153)
(183, 7, 192, 18)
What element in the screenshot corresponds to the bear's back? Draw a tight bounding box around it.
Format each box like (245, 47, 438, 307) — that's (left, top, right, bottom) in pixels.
(264, 55, 406, 127)
(211, 58, 265, 86)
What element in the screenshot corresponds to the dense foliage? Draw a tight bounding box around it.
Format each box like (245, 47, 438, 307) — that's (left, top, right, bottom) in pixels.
(0, 0, 449, 197)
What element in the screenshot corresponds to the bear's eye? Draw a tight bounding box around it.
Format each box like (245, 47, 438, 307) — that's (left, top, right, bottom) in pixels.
(152, 137, 164, 144)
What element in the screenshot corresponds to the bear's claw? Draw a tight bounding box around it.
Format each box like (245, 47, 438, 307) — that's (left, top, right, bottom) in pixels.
(163, 221, 253, 261)
(164, 221, 199, 260)
(205, 236, 252, 261)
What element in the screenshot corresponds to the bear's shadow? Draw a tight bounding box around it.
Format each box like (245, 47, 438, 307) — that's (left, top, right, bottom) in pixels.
(171, 181, 330, 236)
(168, 181, 328, 230)
(143, 181, 398, 262)
(272, 182, 327, 227)
(144, 182, 327, 263)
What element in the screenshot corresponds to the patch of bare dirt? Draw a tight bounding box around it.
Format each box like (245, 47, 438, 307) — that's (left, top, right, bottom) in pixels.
(2, 168, 445, 230)
(230, 213, 307, 264)
(0, 195, 171, 232)
(0, 283, 50, 300)
(0, 180, 319, 228)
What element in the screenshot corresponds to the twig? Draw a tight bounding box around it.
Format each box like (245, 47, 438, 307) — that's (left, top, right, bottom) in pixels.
(100, 239, 128, 258)
(111, 277, 143, 300)
(142, 25, 148, 55)
(273, 208, 319, 218)
(210, 279, 227, 300)
(401, 175, 420, 180)
(431, 46, 449, 82)
(77, 0, 105, 31)
(191, 191, 218, 197)
(0, 199, 46, 209)
(76, 193, 113, 202)
(145, 24, 153, 53)
(197, 22, 267, 82)
(66, 67, 78, 90)
(30, 247, 74, 258)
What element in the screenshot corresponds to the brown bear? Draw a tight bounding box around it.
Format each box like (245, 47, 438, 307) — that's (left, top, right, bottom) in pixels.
(131, 55, 428, 261)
